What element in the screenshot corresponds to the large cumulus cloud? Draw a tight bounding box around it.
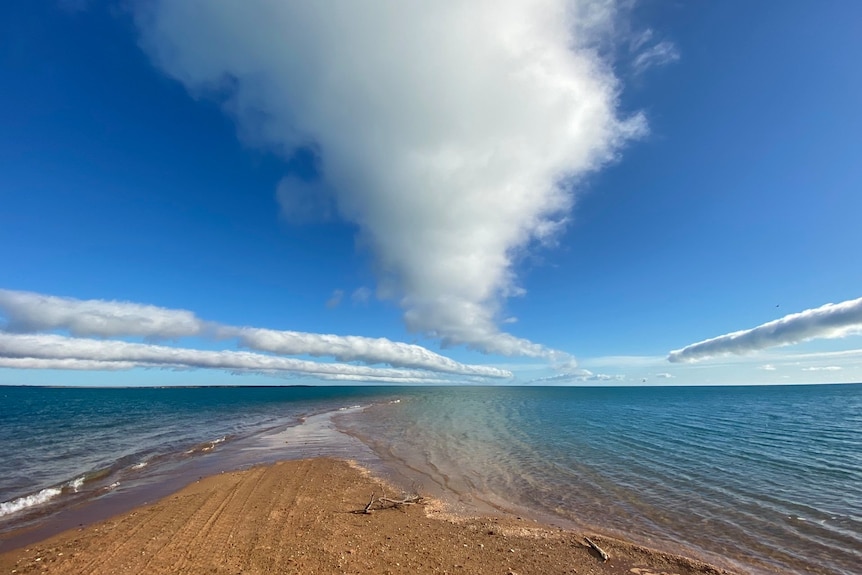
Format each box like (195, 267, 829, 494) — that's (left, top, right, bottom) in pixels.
(135, 0, 645, 361)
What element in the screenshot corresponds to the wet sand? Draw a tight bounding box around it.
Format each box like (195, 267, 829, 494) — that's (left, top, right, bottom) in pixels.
(0, 458, 735, 575)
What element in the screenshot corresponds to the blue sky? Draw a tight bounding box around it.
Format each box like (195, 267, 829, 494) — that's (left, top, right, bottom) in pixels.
(1, 1, 861, 386)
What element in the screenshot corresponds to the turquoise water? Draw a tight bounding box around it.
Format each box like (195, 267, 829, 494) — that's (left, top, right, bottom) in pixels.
(1, 384, 860, 575)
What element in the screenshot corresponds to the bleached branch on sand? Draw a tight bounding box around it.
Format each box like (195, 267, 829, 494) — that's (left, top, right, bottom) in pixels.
(363, 492, 376, 514)
(584, 536, 610, 562)
(376, 494, 423, 507)
(354, 486, 424, 514)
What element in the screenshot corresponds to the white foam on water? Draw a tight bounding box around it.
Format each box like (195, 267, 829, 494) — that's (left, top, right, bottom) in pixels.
(0, 487, 62, 518)
(67, 476, 85, 493)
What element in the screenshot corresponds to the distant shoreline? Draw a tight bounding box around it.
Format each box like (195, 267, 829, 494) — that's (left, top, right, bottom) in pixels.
(2, 382, 859, 389)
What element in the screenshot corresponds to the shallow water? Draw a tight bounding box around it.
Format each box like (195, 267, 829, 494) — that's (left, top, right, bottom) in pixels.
(2, 384, 860, 575)
(337, 385, 862, 575)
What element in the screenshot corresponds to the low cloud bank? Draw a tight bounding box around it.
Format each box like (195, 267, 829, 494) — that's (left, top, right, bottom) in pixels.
(0, 333, 441, 383)
(0, 357, 138, 370)
(668, 296, 862, 363)
(0, 289, 203, 338)
(222, 327, 509, 377)
(528, 369, 624, 384)
(0, 289, 509, 380)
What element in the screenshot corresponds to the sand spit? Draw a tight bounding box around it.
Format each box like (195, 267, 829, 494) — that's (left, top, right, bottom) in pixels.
(0, 458, 736, 575)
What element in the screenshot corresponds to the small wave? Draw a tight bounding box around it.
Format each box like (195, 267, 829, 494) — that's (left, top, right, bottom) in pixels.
(66, 476, 85, 493)
(131, 461, 148, 470)
(186, 436, 230, 454)
(83, 467, 112, 483)
(0, 487, 62, 518)
(105, 481, 120, 491)
(338, 405, 362, 411)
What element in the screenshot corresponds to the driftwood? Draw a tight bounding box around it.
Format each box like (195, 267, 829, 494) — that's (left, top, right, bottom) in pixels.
(377, 495, 422, 506)
(362, 492, 376, 514)
(355, 487, 424, 514)
(584, 536, 609, 562)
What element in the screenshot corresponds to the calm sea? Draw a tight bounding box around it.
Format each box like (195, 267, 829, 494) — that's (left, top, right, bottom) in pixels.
(1, 384, 860, 575)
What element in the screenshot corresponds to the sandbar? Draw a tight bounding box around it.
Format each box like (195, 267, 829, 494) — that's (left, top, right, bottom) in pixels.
(0, 458, 735, 575)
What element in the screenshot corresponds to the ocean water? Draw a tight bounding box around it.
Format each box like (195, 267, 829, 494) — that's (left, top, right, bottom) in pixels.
(1, 384, 860, 575)
(0, 385, 396, 535)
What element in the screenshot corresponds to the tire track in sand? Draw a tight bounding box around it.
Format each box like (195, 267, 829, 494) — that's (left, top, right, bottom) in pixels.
(73, 478, 236, 575)
(157, 459, 317, 574)
(246, 459, 317, 574)
(158, 464, 272, 573)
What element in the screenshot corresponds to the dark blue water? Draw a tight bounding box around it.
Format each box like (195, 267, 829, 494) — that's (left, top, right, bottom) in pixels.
(2, 384, 861, 575)
(0, 386, 396, 523)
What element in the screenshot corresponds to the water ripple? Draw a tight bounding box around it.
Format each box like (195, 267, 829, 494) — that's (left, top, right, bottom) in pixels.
(341, 384, 862, 575)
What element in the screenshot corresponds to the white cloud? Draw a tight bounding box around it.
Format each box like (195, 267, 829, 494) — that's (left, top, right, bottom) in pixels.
(586, 373, 624, 381)
(801, 366, 842, 372)
(135, 0, 646, 361)
(668, 296, 862, 363)
(0, 358, 138, 370)
(0, 289, 510, 378)
(760, 364, 777, 371)
(782, 348, 862, 361)
(654, 372, 673, 378)
(528, 369, 624, 384)
(0, 289, 205, 338)
(221, 326, 511, 378)
(632, 40, 679, 74)
(0, 332, 448, 383)
(629, 28, 655, 53)
(529, 369, 591, 384)
(308, 373, 454, 384)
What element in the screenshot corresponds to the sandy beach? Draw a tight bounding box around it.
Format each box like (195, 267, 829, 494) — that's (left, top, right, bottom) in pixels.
(0, 458, 734, 575)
